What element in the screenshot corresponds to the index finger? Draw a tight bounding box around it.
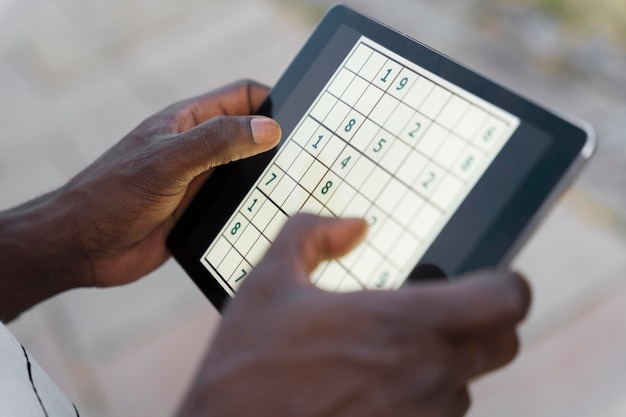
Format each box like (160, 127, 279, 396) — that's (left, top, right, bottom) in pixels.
(169, 80, 270, 131)
(256, 214, 368, 287)
(381, 270, 531, 336)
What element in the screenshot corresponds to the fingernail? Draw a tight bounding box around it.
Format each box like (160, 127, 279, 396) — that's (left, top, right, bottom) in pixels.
(251, 118, 281, 145)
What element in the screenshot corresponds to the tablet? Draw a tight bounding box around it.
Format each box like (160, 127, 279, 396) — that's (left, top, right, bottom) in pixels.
(167, 5, 595, 310)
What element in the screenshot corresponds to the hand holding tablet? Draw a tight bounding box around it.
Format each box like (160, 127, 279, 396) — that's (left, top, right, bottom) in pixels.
(168, 5, 595, 310)
(177, 214, 531, 417)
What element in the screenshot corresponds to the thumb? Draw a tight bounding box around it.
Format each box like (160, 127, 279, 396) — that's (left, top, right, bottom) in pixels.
(252, 214, 368, 288)
(172, 115, 281, 179)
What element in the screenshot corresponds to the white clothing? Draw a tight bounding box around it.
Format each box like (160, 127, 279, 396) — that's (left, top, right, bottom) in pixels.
(0, 322, 78, 417)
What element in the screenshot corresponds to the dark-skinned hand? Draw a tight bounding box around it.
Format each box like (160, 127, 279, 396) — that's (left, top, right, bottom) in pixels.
(0, 81, 281, 320)
(178, 214, 531, 417)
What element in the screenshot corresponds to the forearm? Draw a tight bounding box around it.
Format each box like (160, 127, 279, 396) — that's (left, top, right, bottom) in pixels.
(0, 189, 88, 321)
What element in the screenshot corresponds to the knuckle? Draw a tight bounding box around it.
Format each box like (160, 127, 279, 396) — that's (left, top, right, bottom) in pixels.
(237, 78, 262, 89)
(128, 148, 174, 188)
(192, 116, 245, 165)
(452, 387, 471, 417)
(126, 115, 175, 145)
(410, 348, 456, 399)
(501, 273, 532, 321)
(502, 291, 529, 324)
(208, 115, 235, 139)
(161, 102, 195, 132)
(480, 330, 521, 373)
(430, 359, 455, 392)
(500, 331, 521, 364)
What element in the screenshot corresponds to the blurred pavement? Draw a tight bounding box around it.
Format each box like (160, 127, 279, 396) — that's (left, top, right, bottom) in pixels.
(1, 0, 626, 416)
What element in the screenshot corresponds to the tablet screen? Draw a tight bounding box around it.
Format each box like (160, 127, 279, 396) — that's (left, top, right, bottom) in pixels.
(201, 36, 520, 295)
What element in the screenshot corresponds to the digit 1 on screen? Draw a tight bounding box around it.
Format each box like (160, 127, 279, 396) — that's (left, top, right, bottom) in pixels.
(247, 198, 258, 212)
(380, 68, 392, 83)
(312, 134, 323, 149)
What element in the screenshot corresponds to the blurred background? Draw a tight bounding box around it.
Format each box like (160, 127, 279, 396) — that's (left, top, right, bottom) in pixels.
(1, 0, 625, 416)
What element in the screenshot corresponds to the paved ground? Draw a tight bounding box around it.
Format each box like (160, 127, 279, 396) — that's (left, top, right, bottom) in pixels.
(2, 0, 626, 416)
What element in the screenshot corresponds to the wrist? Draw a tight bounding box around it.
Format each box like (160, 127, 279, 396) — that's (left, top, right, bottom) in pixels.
(0, 188, 90, 320)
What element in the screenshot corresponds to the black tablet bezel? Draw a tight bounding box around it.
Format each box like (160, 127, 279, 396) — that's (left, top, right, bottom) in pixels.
(167, 5, 594, 310)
